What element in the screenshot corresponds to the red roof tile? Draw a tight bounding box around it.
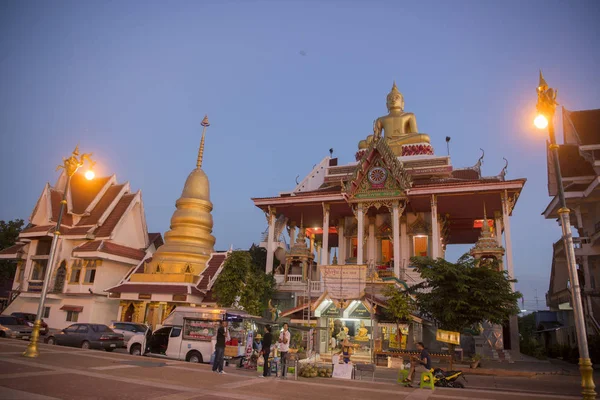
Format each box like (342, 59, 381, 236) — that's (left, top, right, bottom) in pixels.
(77, 184, 125, 226)
(148, 233, 164, 248)
(65, 226, 93, 235)
(108, 284, 190, 294)
(196, 253, 228, 290)
(564, 108, 600, 145)
(69, 174, 111, 214)
(50, 190, 73, 226)
(94, 194, 136, 238)
(74, 241, 103, 252)
(74, 240, 145, 261)
(0, 243, 26, 256)
(21, 225, 54, 234)
(451, 169, 480, 180)
(557, 145, 595, 178)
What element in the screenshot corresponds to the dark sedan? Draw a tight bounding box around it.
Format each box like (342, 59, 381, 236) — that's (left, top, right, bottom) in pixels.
(46, 323, 124, 351)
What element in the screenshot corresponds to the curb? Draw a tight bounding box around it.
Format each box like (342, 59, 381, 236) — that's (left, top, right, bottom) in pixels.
(457, 368, 577, 377)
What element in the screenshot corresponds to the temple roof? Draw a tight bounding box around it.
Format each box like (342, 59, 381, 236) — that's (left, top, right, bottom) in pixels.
(563, 108, 600, 146)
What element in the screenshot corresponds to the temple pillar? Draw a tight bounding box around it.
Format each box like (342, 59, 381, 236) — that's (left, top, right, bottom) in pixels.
(266, 207, 276, 274)
(338, 221, 346, 265)
(582, 256, 592, 293)
(400, 217, 408, 273)
(309, 234, 315, 256)
(502, 191, 520, 358)
(117, 304, 124, 322)
(321, 203, 330, 265)
(368, 217, 376, 264)
(290, 221, 297, 245)
(431, 195, 440, 259)
(357, 204, 364, 264)
(494, 211, 503, 247)
(392, 202, 401, 279)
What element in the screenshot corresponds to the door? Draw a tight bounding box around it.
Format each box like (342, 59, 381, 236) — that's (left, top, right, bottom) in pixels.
(53, 262, 67, 293)
(74, 324, 90, 347)
(166, 327, 183, 359)
(124, 304, 135, 322)
(148, 327, 172, 355)
(58, 324, 80, 347)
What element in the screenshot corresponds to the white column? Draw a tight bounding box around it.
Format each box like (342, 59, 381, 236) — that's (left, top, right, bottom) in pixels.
(321, 203, 330, 266)
(502, 191, 520, 359)
(368, 217, 376, 264)
(290, 222, 297, 245)
(357, 205, 364, 264)
(494, 211, 503, 247)
(393, 202, 401, 278)
(309, 234, 315, 255)
(400, 218, 408, 270)
(431, 195, 440, 259)
(338, 221, 346, 265)
(266, 207, 276, 274)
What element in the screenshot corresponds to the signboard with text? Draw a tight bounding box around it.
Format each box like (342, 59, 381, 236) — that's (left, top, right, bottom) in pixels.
(321, 265, 367, 300)
(436, 329, 460, 345)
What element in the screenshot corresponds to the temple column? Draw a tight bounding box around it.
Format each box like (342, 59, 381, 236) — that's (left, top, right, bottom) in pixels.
(266, 207, 276, 274)
(392, 202, 401, 278)
(494, 211, 503, 247)
(431, 195, 440, 259)
(321, 203, 330, 265)
(338, 221, 346, 265)
(368, 217, 376, 264)
(400, 217, 408, 271)
(289, 221, 297, 245)
(502, 191, 520, 358)
(582, 256, 592, 293)
(357, 204, 364, 264)
(309, 234, 315, 256)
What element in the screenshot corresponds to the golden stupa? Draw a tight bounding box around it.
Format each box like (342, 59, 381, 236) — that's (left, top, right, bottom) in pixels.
(130, 115, 216, 283)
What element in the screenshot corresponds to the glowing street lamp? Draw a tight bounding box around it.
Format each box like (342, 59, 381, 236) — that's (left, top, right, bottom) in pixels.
(23, 146, 95, 358)
(85, 169, 95, 180)
(534, 71, 596, 399)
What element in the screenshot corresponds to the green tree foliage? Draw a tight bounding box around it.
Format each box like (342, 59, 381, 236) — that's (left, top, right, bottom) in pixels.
(383, 284, 416, 346)
(410, 254, 521, 333)
(0, 219, 25, 280)
(213, 249, 276, 316)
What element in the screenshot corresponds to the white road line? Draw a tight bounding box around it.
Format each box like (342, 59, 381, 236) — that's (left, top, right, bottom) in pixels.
(151, 392, 207, 400)
(0, 386, 62, 400)
(89, 364, 138, 371)
(219, 378, 267, 389)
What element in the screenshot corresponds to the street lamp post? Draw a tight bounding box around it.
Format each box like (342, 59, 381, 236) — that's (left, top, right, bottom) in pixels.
(535, 71, 596, 399)
(23, 146, 95, 358)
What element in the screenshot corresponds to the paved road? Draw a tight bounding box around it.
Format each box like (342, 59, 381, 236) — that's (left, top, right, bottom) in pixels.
(0, 339, 585, 400)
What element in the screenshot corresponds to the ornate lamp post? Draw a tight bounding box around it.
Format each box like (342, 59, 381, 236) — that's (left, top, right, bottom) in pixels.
(23, 146, 95, 358)
(534, 71, 596, 399)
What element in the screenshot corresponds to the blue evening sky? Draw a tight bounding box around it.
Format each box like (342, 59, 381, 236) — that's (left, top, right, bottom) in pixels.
(1, 1, 599, 311)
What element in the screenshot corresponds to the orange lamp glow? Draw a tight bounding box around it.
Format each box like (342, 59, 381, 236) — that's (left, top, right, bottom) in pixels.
(84, 170, 95, 180)
(534, 114, 548, 129)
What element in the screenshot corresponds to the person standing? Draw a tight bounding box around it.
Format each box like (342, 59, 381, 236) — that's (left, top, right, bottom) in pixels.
(405, 342, 432, 385)
(260, 325, 273, 377)
(212, 320, 228, 374)
(278, 323, 291, 379)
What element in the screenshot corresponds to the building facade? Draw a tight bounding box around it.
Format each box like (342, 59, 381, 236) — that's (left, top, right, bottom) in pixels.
(253, 83, 526, 358)
(0, 171, 161, 329)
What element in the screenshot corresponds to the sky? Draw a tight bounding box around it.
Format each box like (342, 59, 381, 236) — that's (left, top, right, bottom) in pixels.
(1, 0, 599, 312)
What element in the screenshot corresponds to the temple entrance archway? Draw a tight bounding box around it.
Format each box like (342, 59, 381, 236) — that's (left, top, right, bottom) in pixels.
(124, 304, 135, 322)
(53, 262, 67, 293)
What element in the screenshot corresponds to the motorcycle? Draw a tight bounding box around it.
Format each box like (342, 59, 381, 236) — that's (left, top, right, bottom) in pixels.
(425, 368, 467, 388)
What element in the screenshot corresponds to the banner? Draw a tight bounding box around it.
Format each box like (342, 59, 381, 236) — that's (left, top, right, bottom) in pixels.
(436, 329, 460, 345)
(321, 265, 367, 300)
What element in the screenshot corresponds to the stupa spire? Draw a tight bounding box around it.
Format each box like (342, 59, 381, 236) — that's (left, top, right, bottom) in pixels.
(197, 115, 210, 168)
(482, 202, 490, 233)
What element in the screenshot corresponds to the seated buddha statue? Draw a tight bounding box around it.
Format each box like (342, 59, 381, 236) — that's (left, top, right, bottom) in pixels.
(358, 82, 431, 156)
(355, 320, 369, 342)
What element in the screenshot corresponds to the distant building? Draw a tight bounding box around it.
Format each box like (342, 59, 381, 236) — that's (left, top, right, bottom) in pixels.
(0, 171, 161, 329)
(544, 108, 600, 346)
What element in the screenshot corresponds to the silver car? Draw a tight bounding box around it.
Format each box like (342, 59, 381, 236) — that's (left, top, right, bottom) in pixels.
(109, 321, 148, 343)
(0, 315, 33, 340)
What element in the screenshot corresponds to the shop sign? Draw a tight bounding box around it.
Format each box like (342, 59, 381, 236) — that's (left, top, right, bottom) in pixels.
(436, 329, 460, 345)
(172, 294, 187, 302)
(349, 303, 371, 318)
(138, 293, 152, 300)
(322, 303, 341, 317)
(321, 265, 367, 299)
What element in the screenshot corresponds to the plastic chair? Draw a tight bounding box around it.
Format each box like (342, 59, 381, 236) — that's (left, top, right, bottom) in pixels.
(397, 369, 409, 383)
(419, 371, 435, 390)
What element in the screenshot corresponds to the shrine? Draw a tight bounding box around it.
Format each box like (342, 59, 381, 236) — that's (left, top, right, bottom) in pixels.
(252, 83, 526, 359)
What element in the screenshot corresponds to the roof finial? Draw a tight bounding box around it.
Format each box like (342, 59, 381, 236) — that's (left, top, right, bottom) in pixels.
(539, 69, 548, 90)
(482, 202, 490, 233)
(297, 214, 306, 242)
(197, 115, 210, 168)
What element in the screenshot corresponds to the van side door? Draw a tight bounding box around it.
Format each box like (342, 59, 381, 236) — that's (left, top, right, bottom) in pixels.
(166, 326, 183, 359)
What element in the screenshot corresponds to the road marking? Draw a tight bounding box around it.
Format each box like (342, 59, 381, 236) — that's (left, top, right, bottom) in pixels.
(151, 392, 208, 400)
(0, 371, 64, 380)
(219, 378, 266, 389)
(89, 364, 138, 371)
(0, 386, 62, 400)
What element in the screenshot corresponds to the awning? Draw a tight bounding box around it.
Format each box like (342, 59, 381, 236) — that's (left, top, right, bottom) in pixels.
(60, 305, 83, 312)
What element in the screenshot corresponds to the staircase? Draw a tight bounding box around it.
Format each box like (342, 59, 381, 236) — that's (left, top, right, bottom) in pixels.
(0, 286, 21, 313)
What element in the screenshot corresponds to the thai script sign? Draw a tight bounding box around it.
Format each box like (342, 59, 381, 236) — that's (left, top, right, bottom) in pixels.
(436, 329, 460, 345)
(321, 265, 367, 300)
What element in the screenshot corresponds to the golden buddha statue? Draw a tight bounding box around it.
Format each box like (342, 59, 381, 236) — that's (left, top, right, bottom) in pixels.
(359, 82, 431, 156)
(355, 321, 369, 342)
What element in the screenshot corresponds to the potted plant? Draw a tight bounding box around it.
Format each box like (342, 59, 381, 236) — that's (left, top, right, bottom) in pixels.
(470, 354, 482, 369)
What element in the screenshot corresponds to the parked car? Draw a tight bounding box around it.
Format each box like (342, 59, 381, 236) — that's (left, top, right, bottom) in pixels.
(0, 315, 33, 340)
(11, 312, 49, 335)
(109, 321, 148, 343)
(45, 323, 124, 351)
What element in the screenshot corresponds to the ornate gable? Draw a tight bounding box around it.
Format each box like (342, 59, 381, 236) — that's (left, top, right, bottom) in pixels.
(343, 137, 412, 205)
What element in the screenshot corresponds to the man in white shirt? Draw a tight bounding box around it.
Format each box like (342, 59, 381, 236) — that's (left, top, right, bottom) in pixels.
(278, 322, 291, 378)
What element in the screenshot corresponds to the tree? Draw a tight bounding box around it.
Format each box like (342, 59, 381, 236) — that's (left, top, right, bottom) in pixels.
(410, 254, 521, 353)
(212, 249, 276, 316)
(383, 284, 415, 347)
(0, 219, 25, 281)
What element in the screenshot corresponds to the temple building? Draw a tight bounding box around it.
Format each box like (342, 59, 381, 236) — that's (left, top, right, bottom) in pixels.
(252, 83, 525, 359)
(107, 116, 230, 328)
(0, 170, 161, 329)
(544, 108, 600, 349)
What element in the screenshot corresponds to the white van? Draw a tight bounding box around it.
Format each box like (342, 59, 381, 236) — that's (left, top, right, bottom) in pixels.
(127, 307, 257, 364)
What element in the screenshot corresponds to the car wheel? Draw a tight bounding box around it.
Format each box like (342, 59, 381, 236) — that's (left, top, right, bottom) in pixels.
(452, 382, 465, 388)
(186, 351, 203, 363)
(130, 344, 142, 356)
(47, 337, 56, 345)
(81, 341, 90, 350)
(105, 348, 114, 352)
(0, 331, 5, 338)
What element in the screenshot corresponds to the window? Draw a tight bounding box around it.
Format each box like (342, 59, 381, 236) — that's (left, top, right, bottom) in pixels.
(43, 307, 50, 319)
(413, 236, 429, 257)
(76, 325, 89, 333)
(66, 311, 79, 322)
(83, 260, 96, 284)
(170, 327, 182, 338)
(35, 240, 52, 256)
(0, 316, 18, 325)
(30, 260, 48, 281)
(380, 239, 393, 264)
(70, 260, 83, 283)
(64, 325, 79, 333)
